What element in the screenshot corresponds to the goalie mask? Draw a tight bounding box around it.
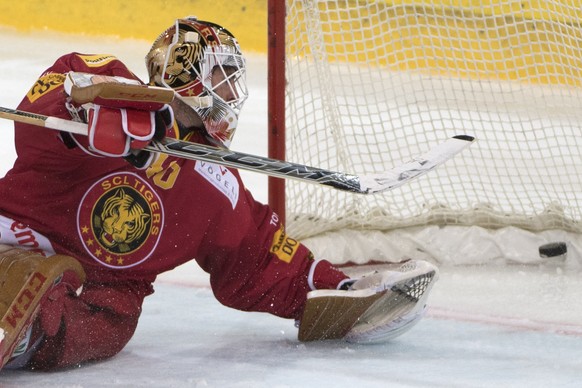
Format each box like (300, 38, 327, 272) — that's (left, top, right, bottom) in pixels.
(146, 17, 248, 147)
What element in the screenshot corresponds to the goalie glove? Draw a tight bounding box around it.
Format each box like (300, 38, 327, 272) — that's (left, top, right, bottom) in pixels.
(64, 72, 175, 167)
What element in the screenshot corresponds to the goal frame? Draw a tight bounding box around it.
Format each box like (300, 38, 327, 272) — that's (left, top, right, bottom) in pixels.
(265, 0, 582, 266)
(267, 0, 288, 224)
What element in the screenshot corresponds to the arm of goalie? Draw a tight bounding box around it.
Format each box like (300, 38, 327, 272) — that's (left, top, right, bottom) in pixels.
(297, 260, 438, 343)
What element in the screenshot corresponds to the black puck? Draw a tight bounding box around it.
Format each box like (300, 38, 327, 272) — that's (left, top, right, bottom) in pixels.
(539, 242, 567, 258)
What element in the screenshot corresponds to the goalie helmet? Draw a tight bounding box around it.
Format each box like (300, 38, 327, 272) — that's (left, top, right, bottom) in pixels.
(146, 17, 248, 147)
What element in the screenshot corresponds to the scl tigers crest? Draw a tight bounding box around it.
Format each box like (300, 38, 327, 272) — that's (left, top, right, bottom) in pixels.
(77, 172, 164, 268)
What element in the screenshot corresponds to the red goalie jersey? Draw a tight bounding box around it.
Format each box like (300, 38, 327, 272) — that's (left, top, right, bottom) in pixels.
(0, 53, 347, 369)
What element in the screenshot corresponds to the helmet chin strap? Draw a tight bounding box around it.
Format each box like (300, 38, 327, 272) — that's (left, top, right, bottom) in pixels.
(179, 95, 213, 109)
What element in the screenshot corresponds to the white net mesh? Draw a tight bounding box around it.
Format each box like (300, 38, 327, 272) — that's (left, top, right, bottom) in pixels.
(283, 1, 582, 249)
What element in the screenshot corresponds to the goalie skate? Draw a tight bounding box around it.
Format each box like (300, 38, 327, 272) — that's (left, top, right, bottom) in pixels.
(298, 260, 438, 343)
(0, 245, 85, 370)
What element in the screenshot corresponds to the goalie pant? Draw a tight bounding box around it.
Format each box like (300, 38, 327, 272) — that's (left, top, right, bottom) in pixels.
(0, 53, 348, 370)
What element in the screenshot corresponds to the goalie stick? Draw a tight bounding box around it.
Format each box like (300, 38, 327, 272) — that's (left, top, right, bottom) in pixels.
(0, 106, 474, 194)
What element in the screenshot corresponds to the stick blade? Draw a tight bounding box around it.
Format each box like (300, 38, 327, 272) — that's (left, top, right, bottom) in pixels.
(359, 135, 475, 194)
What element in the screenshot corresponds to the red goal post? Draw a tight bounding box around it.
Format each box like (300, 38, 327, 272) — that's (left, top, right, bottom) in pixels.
(268, 0, 288, 225)
(266, 0, 582, 265)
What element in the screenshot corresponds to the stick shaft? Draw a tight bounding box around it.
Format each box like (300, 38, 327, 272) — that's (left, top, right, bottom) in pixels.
(0, 106, 473, 194)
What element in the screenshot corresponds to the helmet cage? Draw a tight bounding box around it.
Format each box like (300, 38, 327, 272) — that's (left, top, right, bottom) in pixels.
(151, 18, 248, 147)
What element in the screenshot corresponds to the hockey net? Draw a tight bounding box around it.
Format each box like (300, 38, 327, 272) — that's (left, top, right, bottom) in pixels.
(269, 1, 582, 265)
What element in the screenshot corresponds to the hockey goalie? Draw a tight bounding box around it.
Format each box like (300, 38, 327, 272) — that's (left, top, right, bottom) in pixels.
(0, 17, 439, 371)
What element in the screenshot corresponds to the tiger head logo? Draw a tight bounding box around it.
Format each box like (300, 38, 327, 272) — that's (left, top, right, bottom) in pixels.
(78, 172, 164, 268)
(96, 188, 151, 253)
(163, 39, 204, 89)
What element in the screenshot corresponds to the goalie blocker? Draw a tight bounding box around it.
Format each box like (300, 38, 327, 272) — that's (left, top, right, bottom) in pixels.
(298, 260, 438, 343)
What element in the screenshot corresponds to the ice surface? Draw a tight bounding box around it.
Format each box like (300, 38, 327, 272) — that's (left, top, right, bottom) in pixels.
(0, 27, 581, 387)
(2, 265, 582, 387)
